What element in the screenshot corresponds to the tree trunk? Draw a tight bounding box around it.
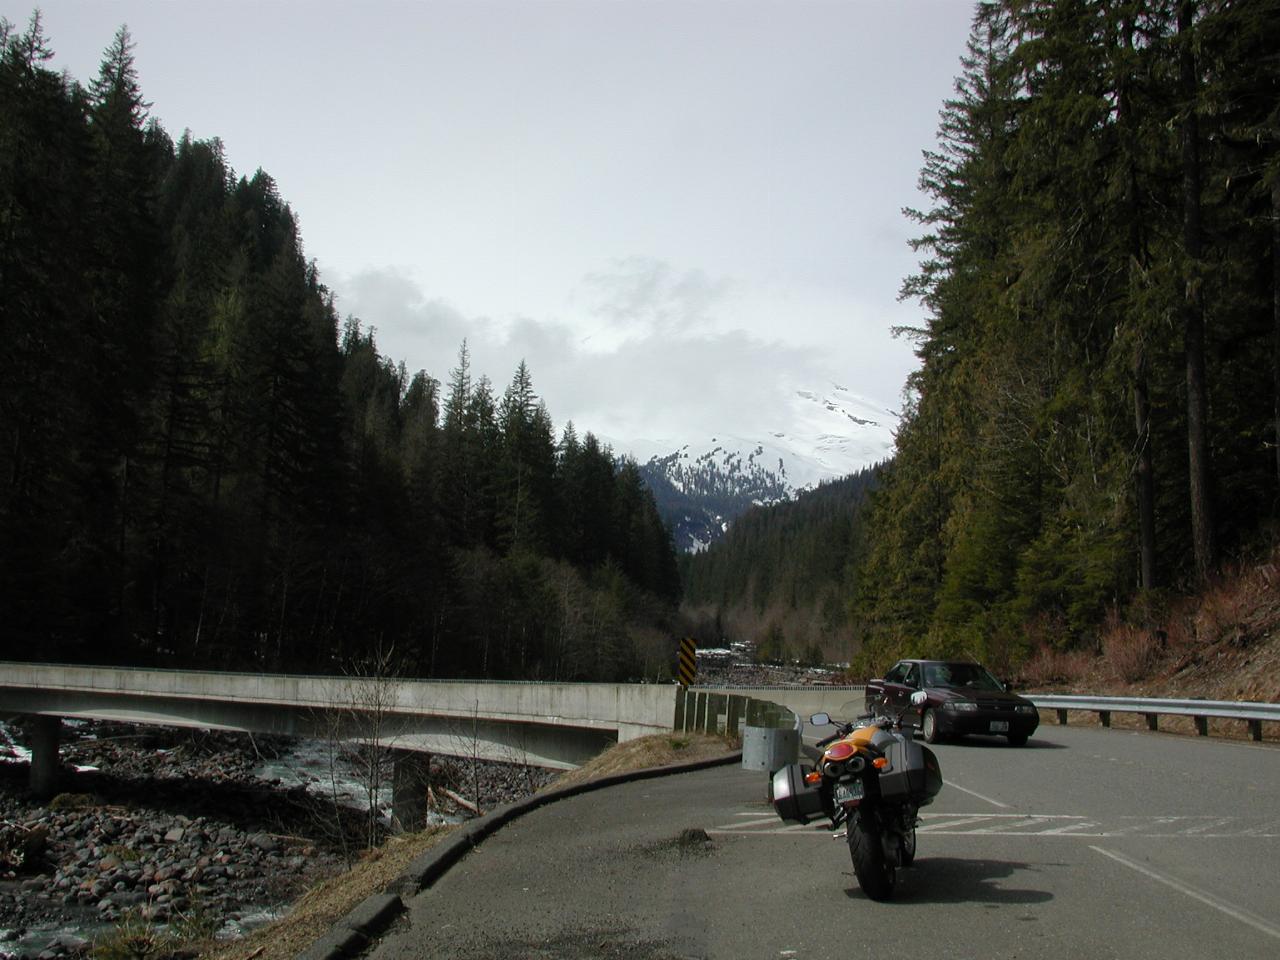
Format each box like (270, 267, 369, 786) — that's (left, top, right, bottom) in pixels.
(1180, 0, 1216, 579)
(1273, 179, 1279, 487)
(1121, 10, 1157, 592)
(1134, 348, 1157, 590)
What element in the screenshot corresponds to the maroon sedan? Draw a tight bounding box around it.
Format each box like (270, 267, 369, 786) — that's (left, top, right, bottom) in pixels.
(864, 659, 1039, 746)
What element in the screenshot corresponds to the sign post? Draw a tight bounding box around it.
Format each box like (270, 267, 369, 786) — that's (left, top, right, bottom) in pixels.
(677, 637, 697, 688)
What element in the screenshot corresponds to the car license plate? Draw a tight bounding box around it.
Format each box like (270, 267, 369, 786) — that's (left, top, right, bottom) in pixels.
(990, 720, 1009, 732)
(835, 781, 863, 804)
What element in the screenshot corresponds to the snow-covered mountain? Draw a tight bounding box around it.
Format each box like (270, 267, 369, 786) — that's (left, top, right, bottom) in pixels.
(613, 384, 899, 552)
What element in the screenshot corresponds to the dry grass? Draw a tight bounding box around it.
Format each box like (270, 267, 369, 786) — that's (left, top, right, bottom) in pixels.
(198, 733, 738, 960)
(1100, 618, 1161, 684)
(1019, 546, 1280, 742)
(201, 825, 457, 960)
(541, 732, 739, 792)
(1019, 644, 1096, 688)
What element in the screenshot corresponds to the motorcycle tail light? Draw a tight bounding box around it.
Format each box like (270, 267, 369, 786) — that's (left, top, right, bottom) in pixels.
(824, 741, 856, 762)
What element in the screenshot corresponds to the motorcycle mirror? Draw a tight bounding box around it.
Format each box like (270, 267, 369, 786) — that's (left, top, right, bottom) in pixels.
(909, 691, 928, 707)
(809, 712, 832, 726)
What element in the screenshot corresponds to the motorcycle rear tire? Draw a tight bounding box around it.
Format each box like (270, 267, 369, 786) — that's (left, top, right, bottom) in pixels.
(848, 817, 896, 901)
(900, 825, 917, 867)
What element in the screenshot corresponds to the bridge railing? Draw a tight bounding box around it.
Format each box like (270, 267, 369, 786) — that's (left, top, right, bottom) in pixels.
(1028, 694, 1279, 741)
(672, 687, 803, 737)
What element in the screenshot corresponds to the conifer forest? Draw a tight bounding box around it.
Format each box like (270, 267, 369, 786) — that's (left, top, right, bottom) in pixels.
(0, 16, 679, 679)
(849, 0, 1279, 668)
(4, 0, 1279, 681)
(684, 0, 1279, 672)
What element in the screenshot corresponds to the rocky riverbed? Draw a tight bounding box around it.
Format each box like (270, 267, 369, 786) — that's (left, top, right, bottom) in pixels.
(0, 720, 558, 960)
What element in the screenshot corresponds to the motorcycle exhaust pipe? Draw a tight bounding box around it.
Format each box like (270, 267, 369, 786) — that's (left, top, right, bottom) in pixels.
(827, 756, 866, 780)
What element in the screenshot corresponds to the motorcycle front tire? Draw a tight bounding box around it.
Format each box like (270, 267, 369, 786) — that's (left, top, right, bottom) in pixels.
(848, 816, 896, 901)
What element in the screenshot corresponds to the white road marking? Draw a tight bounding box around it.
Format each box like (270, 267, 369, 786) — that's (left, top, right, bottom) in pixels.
(707, 823, 817, 836)
(945, 780, 1011, 808)
(1040, 821, 1104, 835)
(1242, 821, 1280, 837)
(731, 813, 784, 826)
(968, 816, 1060, 834)
(1178, 817, 1239, 835)
(708, 810, 1280, 839)
(918, 816, 1009, 832)
(1105, 816, 1184, 835)
(1091, 846, 1280, 942)
(922, 813, 1087, 819)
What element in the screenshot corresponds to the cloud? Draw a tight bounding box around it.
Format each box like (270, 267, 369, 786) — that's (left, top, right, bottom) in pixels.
(329, 264, 909, 457)
(579, 256, 733, 339)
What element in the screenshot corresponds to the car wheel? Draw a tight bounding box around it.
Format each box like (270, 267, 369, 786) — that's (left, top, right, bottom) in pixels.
(1006, 732, 1029, 747)
(921, 708, 942, 744)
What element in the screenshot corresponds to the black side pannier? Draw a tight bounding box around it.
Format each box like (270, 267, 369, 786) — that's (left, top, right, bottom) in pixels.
(770, 763, 824, 823)
(877, 740, 942, 805)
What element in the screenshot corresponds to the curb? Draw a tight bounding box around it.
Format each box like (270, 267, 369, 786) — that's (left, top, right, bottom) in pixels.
(297, 749, 745, 960)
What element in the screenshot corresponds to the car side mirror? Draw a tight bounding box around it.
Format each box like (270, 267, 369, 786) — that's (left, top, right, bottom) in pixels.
(910, 691, 928, 707)
(809, 712, 831, 726)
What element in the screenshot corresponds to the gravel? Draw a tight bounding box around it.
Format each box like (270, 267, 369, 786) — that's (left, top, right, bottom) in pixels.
(0, 721, 558, 960)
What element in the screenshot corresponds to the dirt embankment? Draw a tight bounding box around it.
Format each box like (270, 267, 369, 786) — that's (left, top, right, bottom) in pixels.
(1015, 551, 1280, 739)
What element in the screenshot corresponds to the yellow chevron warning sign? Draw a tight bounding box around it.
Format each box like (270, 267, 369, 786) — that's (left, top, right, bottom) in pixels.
(677, 637, 697, 687)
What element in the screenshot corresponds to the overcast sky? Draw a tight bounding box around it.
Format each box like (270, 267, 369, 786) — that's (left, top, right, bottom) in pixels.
(17, 0, 977, 454)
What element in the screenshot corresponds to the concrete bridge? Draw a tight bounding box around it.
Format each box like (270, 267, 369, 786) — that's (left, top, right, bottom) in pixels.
(0, 662, 680, 807)
(0, 661, 856, 822)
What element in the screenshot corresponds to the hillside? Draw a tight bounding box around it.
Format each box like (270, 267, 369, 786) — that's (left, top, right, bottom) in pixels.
(1019, 549, 1280, 710)
(679, 471, 878, 663)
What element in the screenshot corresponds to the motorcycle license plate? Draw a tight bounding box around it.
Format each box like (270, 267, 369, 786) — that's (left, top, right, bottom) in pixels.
(990, 720, 1009, 732)
(835, 781, 863, 804)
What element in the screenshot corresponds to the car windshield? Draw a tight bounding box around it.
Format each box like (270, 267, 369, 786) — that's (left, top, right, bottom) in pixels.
(924, 662, 1004, 691)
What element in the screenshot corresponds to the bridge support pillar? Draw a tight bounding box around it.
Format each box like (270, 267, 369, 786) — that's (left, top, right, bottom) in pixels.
(391, 751, 432, 833)
(27, 714, 62, 799)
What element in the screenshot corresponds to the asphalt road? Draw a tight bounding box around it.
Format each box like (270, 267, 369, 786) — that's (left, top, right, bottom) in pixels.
(367, 725, 1280, 960)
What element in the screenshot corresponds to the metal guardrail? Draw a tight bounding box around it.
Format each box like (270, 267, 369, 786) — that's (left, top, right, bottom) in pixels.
(690, 684, 865, 691)
(1028, 694, 1279, 741)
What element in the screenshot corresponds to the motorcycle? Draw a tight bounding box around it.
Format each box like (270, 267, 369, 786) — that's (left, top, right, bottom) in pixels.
(770, 691, 943, 900)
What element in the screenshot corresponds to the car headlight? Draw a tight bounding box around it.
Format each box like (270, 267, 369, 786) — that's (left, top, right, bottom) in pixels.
(944, 701, 978, 712)
(1016, 704, 1038, 715)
